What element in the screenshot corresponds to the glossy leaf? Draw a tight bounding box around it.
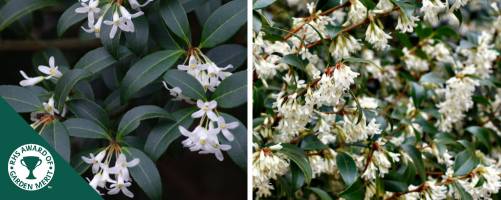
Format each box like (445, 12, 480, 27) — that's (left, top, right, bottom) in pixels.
(120, 50, 183, 102)
(144, 107, 196, 161)
(212, 70, 247, 108)
(0, 0, 58, 31)
(54, 69, 92, 111)
(40, 120, 71, 162)
(336, 152, 358, 186)
(200, 0, 246, 48)
(74, 47, 117, 74)
(402, 144, 426, 182)
(64, 118, 109, 139)
(66, 99, 109, 129)
(125, 15, 149, 55)
(57, 3, 87, 36)
(160, 0, 191, 44)
(117, 105, 171, 136)
(163, 69, 206, 100)
(279, 144, 313, 184)
(206, 44, 247, 69)
(125, 147, 162, 200)
(0, 85, 42, 113)
(218, 113, 247, 169)
(454, 150, 479, 176)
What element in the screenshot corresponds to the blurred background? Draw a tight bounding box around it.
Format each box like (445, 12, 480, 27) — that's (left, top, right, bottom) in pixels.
(0, 0, 247, 199)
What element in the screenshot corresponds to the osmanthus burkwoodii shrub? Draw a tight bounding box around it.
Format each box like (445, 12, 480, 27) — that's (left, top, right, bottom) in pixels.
(253, 0, 501, 199)
(0, 0, 247, 199)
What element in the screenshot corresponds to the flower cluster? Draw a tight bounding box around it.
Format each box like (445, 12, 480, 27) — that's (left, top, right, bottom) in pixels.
(164, 52, 238, 161)
(82, 146, 140, 198)
(75, 0, 151, 38)
(253, 0, 501, 199)
(176, 50, 233, 92)
(17, 56, 66, 129)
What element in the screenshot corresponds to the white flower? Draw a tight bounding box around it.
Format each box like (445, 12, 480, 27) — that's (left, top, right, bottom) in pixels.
(162, 81, 193, 103)
(19, 71, 44, 87)
(179, 125, 231, 161)
(216, 116, 239, 141)
(178, 55, 206, 76)
(128, 0, 154, 10)
(43, 97, 59, 116)
(83, 15, 103, 37)
(87, 173, 103, 194)
(344, 0, 367, 26)
(82, 150, 106, 174)
(374, 0, 394, 13)
(109, 153, 139, 182)
(396, 12, 419, 33)
(38, 56, 62, 78)
(365, 21, 392, 50)
(437, 68, 479, 132)
(108, 174, 134, 198)
(329, 33, 361, 59)
(402, 48, 429, 72)
(359, 97, 379, 109)
(253, 148, 290, 197)
(103, 11, 130, 39)
(192, 100, 218, 121)
(333, 64, 359, 91)
(420, 0, 446, 26)
(75, 0, 100, 25)
(405, 180, 447, 200)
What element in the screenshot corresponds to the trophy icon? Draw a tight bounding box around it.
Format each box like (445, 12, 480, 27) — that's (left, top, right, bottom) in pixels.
(20, 156, 42, 180)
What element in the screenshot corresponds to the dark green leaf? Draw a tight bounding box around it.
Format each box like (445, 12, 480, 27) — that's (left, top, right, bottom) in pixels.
(0, 0, 58, 31)
(212, 70, 247, 108)
(40, 120, 71, 162)
(402, 144, 426, 182)
(118, 105, 171, 136)
(336, 152, 358, 186)
(57, 3, 87, 36)
(100, 4, 121, 56)
(160, 0, 191, 44)
(125, 15, 149, 55)
(120, 50, 184, 102)
(454, 182, 473, 200)
(67, 99, 109, 129)
(54, 69, 92, 111)
(163, 69, 206, 100)
(125, 147, 162, 200)
(200, 0, 246, 48)
(410, 82, 425, 107)
(339, 178, 365, 200)
(74, 47, 116, 74)
(308, 187, 333, 200)
(144, 107, 196, 161)
(466, 126, 492, 150)
(279, 144, 313, 184)
(63, 118, 109, 139)
(218, 113, 247, 169)
(281, 54, 306, 69)
(453, 150, 479, 176)
(300, 135, 327, 150)
(0, 85, 42, 113)
(206, 44, 247, 69)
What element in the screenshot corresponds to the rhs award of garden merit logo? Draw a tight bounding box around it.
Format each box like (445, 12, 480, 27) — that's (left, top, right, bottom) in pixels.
(7, 144, 55, 191)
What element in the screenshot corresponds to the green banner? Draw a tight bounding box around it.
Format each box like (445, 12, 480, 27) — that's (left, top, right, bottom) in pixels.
(0, 98, 101, 199)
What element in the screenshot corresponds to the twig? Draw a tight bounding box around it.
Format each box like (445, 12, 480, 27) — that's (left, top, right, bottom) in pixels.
(282, 2, 350, 40)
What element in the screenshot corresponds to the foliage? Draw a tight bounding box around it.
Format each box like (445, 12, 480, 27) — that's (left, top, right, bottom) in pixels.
(252, 0, 501, 199)
(0, 0, 247, 199)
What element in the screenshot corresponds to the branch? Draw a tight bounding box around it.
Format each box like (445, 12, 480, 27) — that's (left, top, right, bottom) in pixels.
(0, 38, 100, 51)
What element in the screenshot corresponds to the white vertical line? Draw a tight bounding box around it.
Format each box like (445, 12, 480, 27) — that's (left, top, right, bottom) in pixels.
(246, 0, 253, 199)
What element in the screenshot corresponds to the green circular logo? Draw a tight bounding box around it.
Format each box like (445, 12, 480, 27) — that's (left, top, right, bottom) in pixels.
(7, 144, 55, 191)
